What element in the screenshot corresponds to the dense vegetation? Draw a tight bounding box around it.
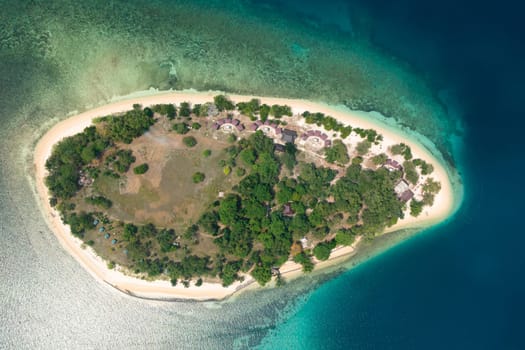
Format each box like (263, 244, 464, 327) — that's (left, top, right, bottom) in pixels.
(45, 96, 439, 289)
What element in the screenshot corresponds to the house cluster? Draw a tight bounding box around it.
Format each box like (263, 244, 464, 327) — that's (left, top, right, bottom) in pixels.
(300, 129, 332, 148)
(212, 118, 245, 132)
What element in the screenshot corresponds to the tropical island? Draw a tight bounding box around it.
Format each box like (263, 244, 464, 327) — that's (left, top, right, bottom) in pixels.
(34, 91, 455, 300)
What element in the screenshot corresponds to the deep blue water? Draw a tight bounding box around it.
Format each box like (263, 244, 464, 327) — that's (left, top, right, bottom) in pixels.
(1, 0, 524, 348)
(260, 0, 525, 348)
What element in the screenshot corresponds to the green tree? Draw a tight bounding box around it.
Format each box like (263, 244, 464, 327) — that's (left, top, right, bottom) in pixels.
(133, 163, 149, 175)
(173, 122, 190, 134)
(371, 153, 388, 166)
(325, 140, 349, 164)
(179, 102, 191, 117)
(356, 140, 372, 156)
(313, 241, 336, 261)
(410, 200, 424, 217)
(213, 95, 235, 111)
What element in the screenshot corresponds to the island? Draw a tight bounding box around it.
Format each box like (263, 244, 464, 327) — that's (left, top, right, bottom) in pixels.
(34, 91, 455, 301)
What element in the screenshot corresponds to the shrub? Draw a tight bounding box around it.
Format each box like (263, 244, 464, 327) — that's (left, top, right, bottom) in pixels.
(191, 122, 201, 130)
(356, 140, 372, 156)
(133, 163, 149, 175)
(192, 172, 205, 183)
(183, 136, 197, 147)
(236, 167, 246, 177)
(202, 149, 212, 157)
(173, 122, 189, 134)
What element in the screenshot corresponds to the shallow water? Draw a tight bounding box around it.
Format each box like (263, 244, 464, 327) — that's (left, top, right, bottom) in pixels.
(1, 0, 522, 348)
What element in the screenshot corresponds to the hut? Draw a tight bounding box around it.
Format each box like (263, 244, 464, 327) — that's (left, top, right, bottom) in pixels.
(99, 227, 105, 233)
(283, 203, 295, 217)
(274, 144, 286, 153)
(111, 239, 118, 245)
(104, 233, 110, 239)
(93, 219, 99, 226)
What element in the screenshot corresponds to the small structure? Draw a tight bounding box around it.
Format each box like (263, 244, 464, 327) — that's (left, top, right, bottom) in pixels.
(282, 129, 297, 143)
(111, 239, 118, 245)
(399, 190, 414, 202)
(104, 233, 110, 239)
(301, 130, 330, 148)
(93, 219, 99, 226)
(385, 158, 403, 171)
(99, 227, 105, 233)
(274, 144, 286, 153)
(283, 203, 294, 217)
(394, 179, 414, 202)
(300, 237, 309, 249)
(271, 266, 281, 276)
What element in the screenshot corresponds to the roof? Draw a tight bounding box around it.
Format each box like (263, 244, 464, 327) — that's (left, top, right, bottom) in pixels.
(274, 144, 286, 152)
(282, 129, 297, 143)
(236, 124, 245, 131)
(399, 189, 414, 202)
(250, 123, 258, 131)
(283, 203, 294, 216)
(394, 180, 410, 195)
(386, 158, 402, 168)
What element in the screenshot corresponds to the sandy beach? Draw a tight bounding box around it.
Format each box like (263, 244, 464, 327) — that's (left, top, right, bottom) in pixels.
(33, 89, 458, 301)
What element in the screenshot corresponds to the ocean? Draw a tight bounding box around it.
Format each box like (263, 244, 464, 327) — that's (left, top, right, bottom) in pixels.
(1, 0, 523, 349)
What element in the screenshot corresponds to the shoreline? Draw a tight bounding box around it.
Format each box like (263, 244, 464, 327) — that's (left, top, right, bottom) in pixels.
(33, 89, 460, 301)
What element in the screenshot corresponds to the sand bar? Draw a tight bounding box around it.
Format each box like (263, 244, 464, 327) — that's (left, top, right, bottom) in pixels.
(33, 89, 459, 301)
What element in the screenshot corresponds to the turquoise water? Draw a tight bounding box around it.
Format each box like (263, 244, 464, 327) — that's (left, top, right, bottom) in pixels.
(1, 0, 522, 348)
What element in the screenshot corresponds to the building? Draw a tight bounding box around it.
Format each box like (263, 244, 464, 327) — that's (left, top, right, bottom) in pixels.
(394, 179, 414, 202)
(274, 143, 286, 153)
(394, 179, 410, 196)
(283, 203, 295, 217)
(282, 129, 297, 143)
(385, 158, 402, 171)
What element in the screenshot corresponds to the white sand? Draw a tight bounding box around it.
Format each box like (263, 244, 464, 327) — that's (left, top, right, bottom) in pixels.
(34, 89, 457, 301)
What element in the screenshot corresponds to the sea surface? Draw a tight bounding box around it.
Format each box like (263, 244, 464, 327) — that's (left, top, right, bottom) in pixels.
(0, 0, 523, 349)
